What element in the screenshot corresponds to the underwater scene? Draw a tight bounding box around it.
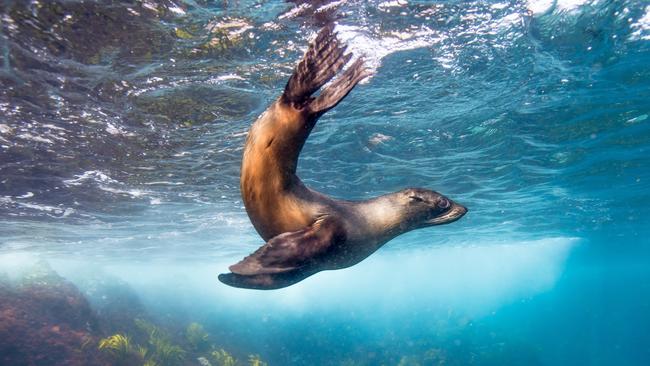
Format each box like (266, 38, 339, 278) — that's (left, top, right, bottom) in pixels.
(1, 0, 649, 365)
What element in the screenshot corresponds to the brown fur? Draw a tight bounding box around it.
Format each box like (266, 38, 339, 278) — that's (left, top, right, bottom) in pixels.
(219, 26, 467, 290)
(240, 102, 317, 240)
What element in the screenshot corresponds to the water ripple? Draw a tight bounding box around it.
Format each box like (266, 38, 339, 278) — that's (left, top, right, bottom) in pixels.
(0, 0, 648, 258)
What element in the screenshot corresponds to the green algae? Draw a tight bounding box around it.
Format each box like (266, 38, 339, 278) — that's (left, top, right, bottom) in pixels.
(98, 334, 134, 364)
(99, 319, 186, 366)
(99, 318, 270, 366)
(210, 348, 237, 366)
(175, 28, 194, 39)
(131, 86, 258, 127)
(186, 322, 210, 352)
(5, 1, 173, 66)
(247, 354, 268, 366)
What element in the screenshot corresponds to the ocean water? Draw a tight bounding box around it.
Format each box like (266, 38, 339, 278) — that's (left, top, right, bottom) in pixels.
(0, 0, 649, 365)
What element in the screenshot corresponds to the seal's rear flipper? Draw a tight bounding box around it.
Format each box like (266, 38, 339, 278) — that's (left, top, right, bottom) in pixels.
(222, 216, 345, 279)
(281, 25, 368, 114)
(310, 57, 369, 115)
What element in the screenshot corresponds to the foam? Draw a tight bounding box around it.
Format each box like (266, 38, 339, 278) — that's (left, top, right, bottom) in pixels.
(46, 237, 579, 318)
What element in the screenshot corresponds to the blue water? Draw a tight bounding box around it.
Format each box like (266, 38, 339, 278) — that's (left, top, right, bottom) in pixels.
(0, 0, 649, 365)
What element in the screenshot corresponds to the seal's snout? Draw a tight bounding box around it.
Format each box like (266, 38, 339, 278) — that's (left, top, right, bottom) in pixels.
(455, 203, 468, 217)
(425, 201, 467, 226)
(450, 202, 468, 220)
(401, 188, 468, 227)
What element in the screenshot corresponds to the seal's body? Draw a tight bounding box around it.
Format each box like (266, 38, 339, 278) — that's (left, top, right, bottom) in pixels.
(218, 26, 467, 290)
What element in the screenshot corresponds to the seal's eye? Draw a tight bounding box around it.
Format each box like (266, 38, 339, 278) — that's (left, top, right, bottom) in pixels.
(409, 196, 424, 203)
(437, 197, 451, 209)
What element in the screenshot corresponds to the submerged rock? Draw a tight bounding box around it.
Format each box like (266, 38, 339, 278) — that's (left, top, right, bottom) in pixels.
(131, 85, 258, 127)
(4, 1, 174, 66)
(0, 261, 110, 365)
(0, 260, 266, 366)
(73, 270, 151, 338)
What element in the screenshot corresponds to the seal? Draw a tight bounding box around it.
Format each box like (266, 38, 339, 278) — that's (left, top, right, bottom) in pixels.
(218, 25, 467, 290)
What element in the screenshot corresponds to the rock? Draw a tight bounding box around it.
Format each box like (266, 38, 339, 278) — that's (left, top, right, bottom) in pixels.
(72, 270, 150, 338)
(0, 261, 110, 365)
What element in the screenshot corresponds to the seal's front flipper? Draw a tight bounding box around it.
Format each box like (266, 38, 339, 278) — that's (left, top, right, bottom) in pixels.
(218, 270, 318, 290)
(224, 216, 346, 276)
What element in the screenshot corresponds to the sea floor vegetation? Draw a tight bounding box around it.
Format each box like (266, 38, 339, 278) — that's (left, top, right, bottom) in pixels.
(0, 260, 269, 366)
(0, 260, 538, 365)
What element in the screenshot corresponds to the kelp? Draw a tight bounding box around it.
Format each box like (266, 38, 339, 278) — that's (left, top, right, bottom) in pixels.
(99, 319, 268, 366)
(99, 319, 185, 366)
(98, 334, 133, 361)
(186, 322, 210, 351)
(210, 348, 238, 366)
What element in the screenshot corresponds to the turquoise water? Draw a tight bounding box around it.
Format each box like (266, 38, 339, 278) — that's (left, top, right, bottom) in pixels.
(0, 0, 649, 365)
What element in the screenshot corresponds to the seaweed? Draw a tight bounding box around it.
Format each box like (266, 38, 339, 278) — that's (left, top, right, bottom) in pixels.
(98, 334, 136, 365)
(100, 319, 186, 366)
(248, 354, 268, 366)
(396, 355, 422, 366)
(99, 318, 270, 366)
(186, 322, 210, 352)
(135, 319, 186, 366)
(149, 337, 186, 366)
(210, 348, 238, 366)
(5, 0, 173, 66)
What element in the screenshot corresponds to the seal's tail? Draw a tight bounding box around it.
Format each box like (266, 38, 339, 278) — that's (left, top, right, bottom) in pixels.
(281, 25, 369, 115)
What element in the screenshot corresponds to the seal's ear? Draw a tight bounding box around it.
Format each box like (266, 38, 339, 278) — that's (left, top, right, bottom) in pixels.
(227, 216, 345, 276)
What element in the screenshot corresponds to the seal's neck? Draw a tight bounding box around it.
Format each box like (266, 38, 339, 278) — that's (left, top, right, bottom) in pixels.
(355, 194, 410, 241)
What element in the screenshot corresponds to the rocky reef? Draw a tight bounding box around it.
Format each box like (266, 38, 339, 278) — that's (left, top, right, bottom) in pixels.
(0, 260, 268, 366)
(0, 260, 110, 365)
(0, 259, 538, 365)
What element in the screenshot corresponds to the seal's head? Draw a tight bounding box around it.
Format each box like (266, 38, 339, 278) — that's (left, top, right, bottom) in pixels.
(397, 188, 467, 229)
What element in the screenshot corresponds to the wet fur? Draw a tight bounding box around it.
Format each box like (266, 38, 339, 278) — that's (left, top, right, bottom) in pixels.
(219, 26, 465, 290)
